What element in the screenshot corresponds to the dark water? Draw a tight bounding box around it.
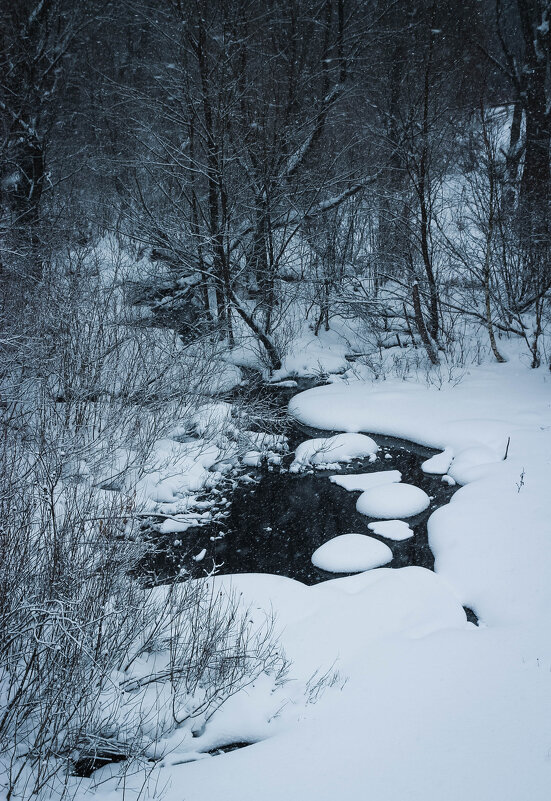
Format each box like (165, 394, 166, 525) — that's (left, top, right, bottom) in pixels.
(141, 422, 457, 586)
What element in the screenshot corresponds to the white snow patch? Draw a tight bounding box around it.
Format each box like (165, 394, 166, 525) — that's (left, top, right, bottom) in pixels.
(244, 431, 288, 452)
(242, 450, 262, 467)
(190, 402, 234, 437)
(447, 445, 502, 485)
(290, 433, 378, 472)
(356, 483, 430, 519)
(311, 533, 393, 573)
(368, 520, 413, 541)
(422, 447, 454, 474)
(159, 518, 193, 534)
(270, 379, 298, 388)
(329, 470, 401, 492)
(276, 326, 350, 378)
(135, 439, 221, 504)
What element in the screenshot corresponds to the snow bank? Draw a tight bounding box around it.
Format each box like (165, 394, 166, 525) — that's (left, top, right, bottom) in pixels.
(290, 433, 378, 472)
(288, 375, 514, 464)
(356, 483, 430, 519)
(311, 533, 393, 573)
(274, 326, 351, 378)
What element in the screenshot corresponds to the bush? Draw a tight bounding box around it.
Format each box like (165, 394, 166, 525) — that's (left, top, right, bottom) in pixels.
(0, 241, 287, 800)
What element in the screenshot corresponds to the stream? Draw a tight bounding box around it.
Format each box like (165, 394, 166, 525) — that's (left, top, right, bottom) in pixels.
(141, 378, 476, 623)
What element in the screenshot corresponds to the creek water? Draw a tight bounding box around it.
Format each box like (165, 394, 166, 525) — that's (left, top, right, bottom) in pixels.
(141, 380, 464, 595)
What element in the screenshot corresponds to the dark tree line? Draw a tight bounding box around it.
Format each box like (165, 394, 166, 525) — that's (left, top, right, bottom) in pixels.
(2, 0, 551, 367)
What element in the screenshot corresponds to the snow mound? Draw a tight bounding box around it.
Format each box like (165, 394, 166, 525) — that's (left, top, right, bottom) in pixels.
(356, 483, 430, 519)
(311, 533, 392, 573)
(422, 447, 454, 474)
(290, 433, 378, 472)
(277, 326, 350, 377)
(135, 439, 220, 504)
(447, 446, 502, 485)
(329, 470, 401, 492)
(242, 450, 282, 467)
(368, 520, 413, 541)
(190, 402, 234, 437)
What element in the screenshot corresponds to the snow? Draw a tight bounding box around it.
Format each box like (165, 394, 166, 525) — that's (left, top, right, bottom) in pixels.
(288, 375, 516, 463)
(273, 326, 351, 378)
(134, 438, 221, 505)
(290, 433, 378, 472)
(311, 533, 393, 572)
(356, 483, 430, 519)
(447, 445, 503, 485)
(79, 567, 470, 801)
(189, 402, 234, 437)
(422, 447, 454, 474)
(224, 342, 266, 371)
(243, 431, 288, 453)
(33, 361, 551, 801)
(367, 520, 413, 541)
(159, 517, 193, 534)
(241, 434, 287, 467)
(242, 450, 263, 466)
(269, 379, 298, 388)
(329, 469, 401, 491)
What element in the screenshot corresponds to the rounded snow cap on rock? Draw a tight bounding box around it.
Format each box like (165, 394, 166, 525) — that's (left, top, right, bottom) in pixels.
(311, 533, 392, 573)
(367, 520, 413, 541)
(290, 432, 378, 472)
(356, 483, 430, 519)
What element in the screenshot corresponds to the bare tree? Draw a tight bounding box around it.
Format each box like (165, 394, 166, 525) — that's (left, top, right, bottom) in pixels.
(0, 0, 89, 280)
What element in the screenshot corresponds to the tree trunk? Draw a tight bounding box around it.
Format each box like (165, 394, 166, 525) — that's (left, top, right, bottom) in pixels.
(412, 282, 438, 365)
(417, 29, 439, 342)
(228, 288, 282, 371)
(516, 0, 551, 296)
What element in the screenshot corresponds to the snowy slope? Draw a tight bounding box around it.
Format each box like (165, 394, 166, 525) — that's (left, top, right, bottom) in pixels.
(78, 363, 551, 801)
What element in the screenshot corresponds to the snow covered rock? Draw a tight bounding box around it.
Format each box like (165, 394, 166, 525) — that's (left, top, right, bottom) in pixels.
(329, 470, 401, 492)
(290, 433, 378, 472)
(311, 533, 392, 573)
(356, 483, 430, 519)
(367, 520, 414, 541)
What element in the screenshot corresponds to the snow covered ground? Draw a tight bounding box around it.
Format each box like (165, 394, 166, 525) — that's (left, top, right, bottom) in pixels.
(70, 360, 551, 801)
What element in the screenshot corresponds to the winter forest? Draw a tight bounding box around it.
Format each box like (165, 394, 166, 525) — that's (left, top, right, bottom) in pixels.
(1, 1, 551, 800)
